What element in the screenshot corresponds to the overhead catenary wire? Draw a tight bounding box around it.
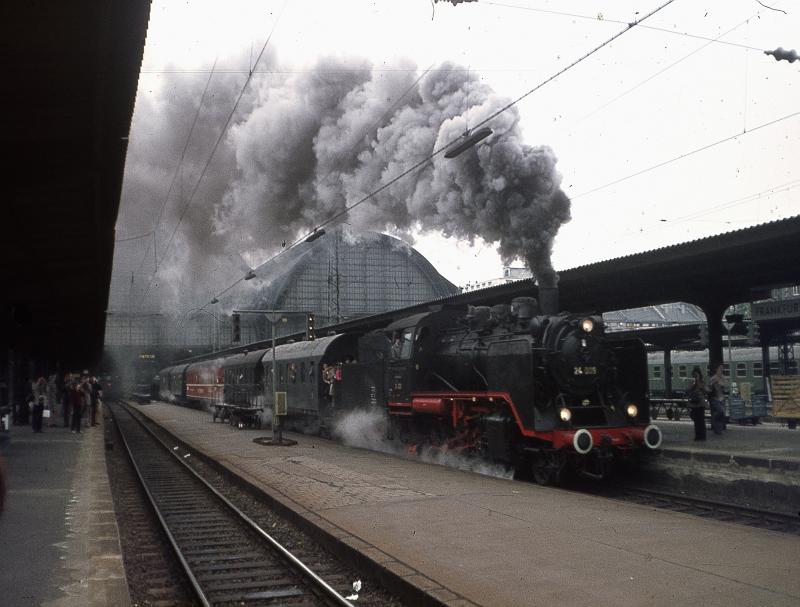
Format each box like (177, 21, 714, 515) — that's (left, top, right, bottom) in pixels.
(578, 13, 759, 124)
(137, 0, 781, 78)
(115, 230, 154, 243)
(133, 57, 219, 278)
(484, 1, 768, 53)
(571, 109, 800, 200)
(610, 177, 800, 241)
(192, 0, 678, 315)
(138, 1, 288, 308)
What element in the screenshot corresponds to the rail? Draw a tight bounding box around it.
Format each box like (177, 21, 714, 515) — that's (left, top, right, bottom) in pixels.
(110, 402, 353, 606)
(594, 483, 800, 535)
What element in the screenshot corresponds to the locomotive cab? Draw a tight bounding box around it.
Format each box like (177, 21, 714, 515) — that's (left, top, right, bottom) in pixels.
(383, 307, 467, 404)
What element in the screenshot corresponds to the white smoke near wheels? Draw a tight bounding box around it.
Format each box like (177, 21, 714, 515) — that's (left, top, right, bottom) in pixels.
(332, 408, 513, 480)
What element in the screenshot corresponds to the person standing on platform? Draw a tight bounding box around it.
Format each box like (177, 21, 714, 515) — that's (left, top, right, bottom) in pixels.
(33, 376, 47, 403)
(18, 388, 33, 426)
(62, 373, 72, 428)
(80, 377, 92, 429)
(46, 374, 58, 427)
(687, 367, 707, 441)
(89, 376, 101, 427)
(709, 364, 727, 435)
(31, 395, 45, 432)
(70, 381, 84, 434)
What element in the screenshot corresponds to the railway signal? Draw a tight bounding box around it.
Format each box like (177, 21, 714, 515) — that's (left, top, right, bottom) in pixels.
(306, 313, 316, 341)
(232, 313, 241, 342)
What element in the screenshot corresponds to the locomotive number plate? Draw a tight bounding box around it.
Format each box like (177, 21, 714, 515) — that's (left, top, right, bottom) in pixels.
(573, 366, 597, 375)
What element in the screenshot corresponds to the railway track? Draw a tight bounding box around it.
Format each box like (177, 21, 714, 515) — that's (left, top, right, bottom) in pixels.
(581, 482, 800, 535)
(110, 402, 354, 607)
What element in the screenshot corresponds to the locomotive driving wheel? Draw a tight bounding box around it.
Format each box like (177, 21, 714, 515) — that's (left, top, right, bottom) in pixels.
(532, 450, 565, 486)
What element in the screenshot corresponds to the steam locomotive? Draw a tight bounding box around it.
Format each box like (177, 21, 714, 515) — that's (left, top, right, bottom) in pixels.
(160, 288, 662, 483)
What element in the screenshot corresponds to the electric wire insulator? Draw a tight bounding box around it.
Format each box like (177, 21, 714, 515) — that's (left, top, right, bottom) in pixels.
(765, 47, 798, 63)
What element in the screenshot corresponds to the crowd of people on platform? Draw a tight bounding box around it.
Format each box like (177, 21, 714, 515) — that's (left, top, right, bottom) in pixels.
(10, 373, 103, 434)
(1, 372, 103, 515)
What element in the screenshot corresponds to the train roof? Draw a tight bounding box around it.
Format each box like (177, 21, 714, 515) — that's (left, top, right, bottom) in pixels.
(385, 313, 429, 332)
(221, 348, 270, 369)
(268, 334, 345, 362)
(186, 357, 225, 371)
(162, 363, 190, 375)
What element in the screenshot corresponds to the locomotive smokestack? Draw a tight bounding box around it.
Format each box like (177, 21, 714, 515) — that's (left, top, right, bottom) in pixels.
(538, 285, 559, 315)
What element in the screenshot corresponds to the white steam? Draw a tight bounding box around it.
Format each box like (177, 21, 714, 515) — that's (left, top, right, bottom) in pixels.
(333, 408, 513, 480)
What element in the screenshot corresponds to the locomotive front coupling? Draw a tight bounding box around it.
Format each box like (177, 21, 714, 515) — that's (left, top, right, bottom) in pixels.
(551, 424, 663, 453)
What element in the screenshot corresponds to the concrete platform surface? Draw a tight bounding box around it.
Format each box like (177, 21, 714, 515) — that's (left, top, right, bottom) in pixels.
(135, 403, 800, 607)
(0, 414, 130, 607)
(658, 419, 800, 466)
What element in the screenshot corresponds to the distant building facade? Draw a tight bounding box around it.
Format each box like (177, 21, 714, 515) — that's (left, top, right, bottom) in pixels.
(461, 266, 532, 292)
(105, 228, 459, 356)
(603, 302, 706, 332)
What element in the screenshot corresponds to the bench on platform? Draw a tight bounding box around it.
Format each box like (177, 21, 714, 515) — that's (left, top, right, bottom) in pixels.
(650, 397, 691, 421)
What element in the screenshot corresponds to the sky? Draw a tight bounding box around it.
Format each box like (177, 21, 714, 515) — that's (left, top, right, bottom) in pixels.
(111, 0, 800, 314)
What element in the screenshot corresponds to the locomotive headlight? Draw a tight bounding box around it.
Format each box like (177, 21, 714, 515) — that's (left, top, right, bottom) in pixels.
(626, 403, 639, 418)
(580, 318, 594, 333)
(559, 407, 572, 422)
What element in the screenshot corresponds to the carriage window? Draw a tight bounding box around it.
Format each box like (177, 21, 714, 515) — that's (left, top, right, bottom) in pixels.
(279, 364, 285, 384)
(652, 366, 661, 379)
(722, 364, 730, 377)
(678, 365, 687, 379)
(300, 362, 306, 383)
(309, 363, 315, 381)
(289, 363, 297, 384)
(753, 362, 763, 377)
(736, 362, 747, 378)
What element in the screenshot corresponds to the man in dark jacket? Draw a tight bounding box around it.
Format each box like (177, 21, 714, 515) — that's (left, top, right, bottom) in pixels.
(61, 374, 72, 428)
(89, 376, 101, 426)
(70, 382, 84, 434)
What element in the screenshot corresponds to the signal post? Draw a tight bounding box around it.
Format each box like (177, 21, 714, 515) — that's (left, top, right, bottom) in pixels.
(232, 309, 314, 445)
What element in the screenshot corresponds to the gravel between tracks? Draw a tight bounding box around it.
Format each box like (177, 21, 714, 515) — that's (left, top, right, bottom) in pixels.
(105, 412, 199, 606)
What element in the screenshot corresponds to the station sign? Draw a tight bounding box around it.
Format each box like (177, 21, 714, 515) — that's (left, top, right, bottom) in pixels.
(751, 296, 800, 321)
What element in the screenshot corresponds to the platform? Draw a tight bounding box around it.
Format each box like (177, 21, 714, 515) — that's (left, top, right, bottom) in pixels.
(0, 414, 130, 607)
(638, 419, 800, 513)
(134, 402, 800, 607)
(657, 419, 800, 466)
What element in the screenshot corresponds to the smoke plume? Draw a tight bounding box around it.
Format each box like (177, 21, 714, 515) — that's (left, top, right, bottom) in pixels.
(115, 56, 570, 311)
